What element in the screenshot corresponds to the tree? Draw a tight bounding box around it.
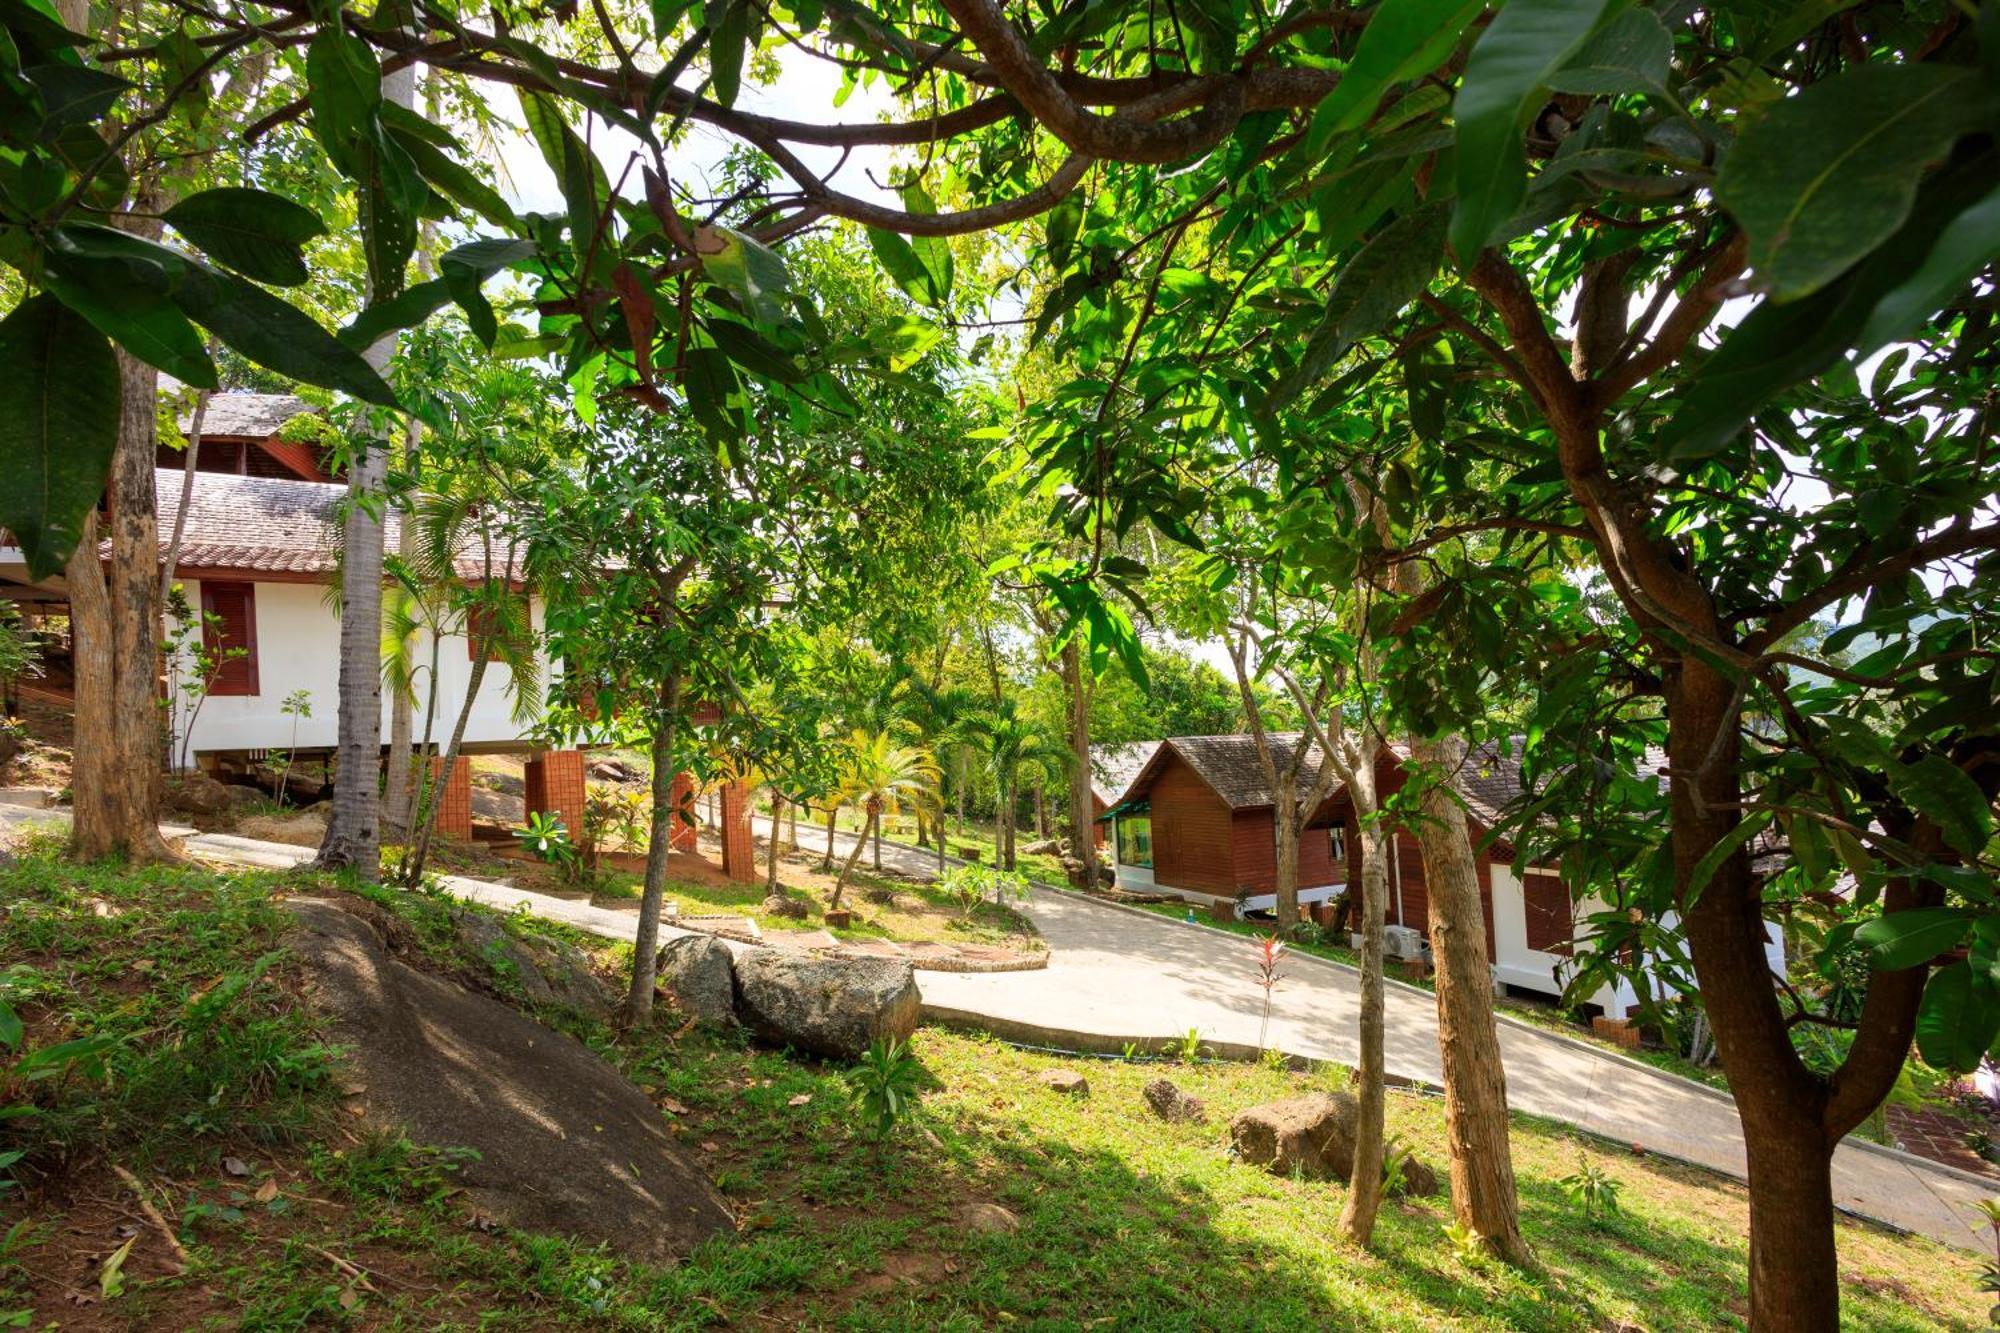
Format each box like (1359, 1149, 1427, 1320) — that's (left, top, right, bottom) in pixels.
(969, 699, 1060, 871)
(829, 729, 939, 906)
(30, 2, 1994, 1320)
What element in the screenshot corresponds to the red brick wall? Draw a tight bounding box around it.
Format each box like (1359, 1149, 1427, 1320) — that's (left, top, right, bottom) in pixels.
(718, 779, 755, 883)
(429, 755, 471, 840)
(1148, 755, 1237, 895)
(524, 749, 586, 837)
(668, 771, 698, 852)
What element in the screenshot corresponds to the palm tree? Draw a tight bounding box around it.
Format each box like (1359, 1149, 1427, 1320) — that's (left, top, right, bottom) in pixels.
(829, 729, 939, 909)
(969, 700, 1059, 871)
(906, 682, 981, 851)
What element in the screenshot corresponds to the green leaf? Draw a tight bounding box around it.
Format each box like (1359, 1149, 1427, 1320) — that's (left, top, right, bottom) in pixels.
(1684, 808, 1772, 904)
(1896, 754, 1994, 858)
(1545, 8, 1672, 98)
(1045, 192, 1084, 271)
(867, 227, 941, 308)
(22, 61, 127, 130)
(1914, 962, 2000, 1072)
(1310, 0, 1485, 148)
(385, 120, 518, 229)
(519, 90, 609, 261)
(702, 225, 790, 323)
(708, 0, 751, 107)
(680, 345, 744, 461)
(0, 295, 119, 579)
(1855, 180, 2000, 354)
(162, 187, 326, 287)
(172, 266, 399, 408)
(1718, 63, 1985, 301)
(304, 23, 382, 181)
(706, 317, 804, 382)
(0, 996, 19, 1052)
(1449, 0, 1619, 260)
(41, 228, 215, 385)
(337, 276, 451, 349)
(1270, 207, 1447, 410)
(1856, 906, 1972, 971)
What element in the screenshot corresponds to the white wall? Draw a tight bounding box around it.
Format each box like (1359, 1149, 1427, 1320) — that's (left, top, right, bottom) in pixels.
(1490, 863, 1786, 1021)
(169, 578, 553, 760)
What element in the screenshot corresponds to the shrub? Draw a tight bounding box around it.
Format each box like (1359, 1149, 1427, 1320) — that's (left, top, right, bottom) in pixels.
(846, 1037, 922, 1140)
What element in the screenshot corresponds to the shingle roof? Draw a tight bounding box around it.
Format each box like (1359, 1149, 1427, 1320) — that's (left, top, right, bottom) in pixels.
(1134, 731, 1528, 826)
(1158, 733, 1333, 809)
(154, 470, 525, 581)
(1090, 741, 1160, 804)
(182, 391, 313, 440)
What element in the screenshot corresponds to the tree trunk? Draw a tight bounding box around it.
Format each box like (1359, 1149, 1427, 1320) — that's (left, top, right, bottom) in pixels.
(785, 800, 797, 851)
(626, 675, 682, 1026)
(1273, 768, 1300, 935)
(871, 795, 883, 871)
(820, 805, 838, 872)
(159, 379, 209, 606)
(402, 645, 492, 883)
(383, 419, 424, 840)
(316, 59, 415, 879)
(1061, 636, 1099, 889)
(765, 794, 782, 893)
(1338, 769, 1388, 1247)
(1001, 780, 1016, 869)
(832, 806, 872, 907)
(1410, 733, 1528, 1263)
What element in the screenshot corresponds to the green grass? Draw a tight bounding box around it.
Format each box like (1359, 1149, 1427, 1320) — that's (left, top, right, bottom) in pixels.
(0, 842, 1983, 1330)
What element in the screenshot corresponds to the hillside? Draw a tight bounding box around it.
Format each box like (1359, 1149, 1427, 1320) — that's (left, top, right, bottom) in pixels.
(0, 839, 1983, 1330)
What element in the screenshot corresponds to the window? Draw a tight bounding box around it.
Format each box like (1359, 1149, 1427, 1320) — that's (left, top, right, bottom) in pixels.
(1117, 815, 1153, 868)
(198, 581, 258, 697)
(1328, 825, 1346, 865)
(1522, 872, 1574, 955)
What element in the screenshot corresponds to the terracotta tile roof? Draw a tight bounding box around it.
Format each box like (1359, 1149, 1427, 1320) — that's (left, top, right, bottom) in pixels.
(154, 470, 526, 581)
(1090, 741, 1160, 804)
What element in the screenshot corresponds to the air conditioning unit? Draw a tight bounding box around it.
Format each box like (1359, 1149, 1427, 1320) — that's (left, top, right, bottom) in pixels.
(1383, 925, 1425, 962)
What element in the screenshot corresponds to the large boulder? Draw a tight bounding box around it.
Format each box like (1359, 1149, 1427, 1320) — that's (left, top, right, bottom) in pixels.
(654, 934, 738, 1026)
(761, 893, 810, 921)
(449, 907, 615, 1018)
(732, 951, 920, 1060)
(164, 772, 235, 817)
(285, 898, 733, 1262)
(1229, 1092, 1359, 1181)
(1020, 837, 1066, 857)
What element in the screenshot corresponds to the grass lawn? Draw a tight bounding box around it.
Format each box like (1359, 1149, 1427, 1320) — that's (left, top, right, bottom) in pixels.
(0, 842, 1984, 1330)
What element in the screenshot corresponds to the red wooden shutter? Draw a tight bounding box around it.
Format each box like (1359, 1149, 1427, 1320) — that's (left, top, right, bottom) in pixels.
(199, 582, 259, 697)
(1522, 873, 1574, 956)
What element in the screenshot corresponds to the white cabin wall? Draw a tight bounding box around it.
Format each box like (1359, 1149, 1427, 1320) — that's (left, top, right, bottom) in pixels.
(171, 579, 553, 759)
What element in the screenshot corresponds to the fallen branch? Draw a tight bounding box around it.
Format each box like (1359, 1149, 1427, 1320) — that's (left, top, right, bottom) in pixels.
(110, 1165, 190, 1274)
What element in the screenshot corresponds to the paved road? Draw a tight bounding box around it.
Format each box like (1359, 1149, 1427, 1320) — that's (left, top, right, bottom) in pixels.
(768, 815, 1992, 1253)
(3, 801, 1986, 1250)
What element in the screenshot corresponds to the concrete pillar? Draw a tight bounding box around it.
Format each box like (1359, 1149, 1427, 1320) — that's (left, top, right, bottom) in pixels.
(524, 748, 586, 836)
(668, 770, 698, 852)
(719, 778, 755, 883)
(428, 754, 472, 840)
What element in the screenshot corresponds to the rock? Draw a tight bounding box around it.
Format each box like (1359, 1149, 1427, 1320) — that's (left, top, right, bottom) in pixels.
(1394, 1155, 1440, 1198)
(222, 783, 265, 810)
(590, 759, 636, 783)
(654, 935, 738, 1026)
(237, 810, 330, 848)
(1228, 1092, 1359, 1182)
(452, 907, 615, 1018)
(761, 893, 809, 920)
(1142, 1078, 1207, 1124)
(165, 772, 235, 816)
(285, 898, 733, 1263)
(1021, 837, 1065, 857)
(957, 1201, 1020, 1234)
(1037, 1068, 1088, 1097)
(732, 951, 920, 1061)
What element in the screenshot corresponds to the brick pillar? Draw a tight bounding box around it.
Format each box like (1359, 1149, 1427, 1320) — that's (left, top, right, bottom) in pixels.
(524, 748, 586, 836)
(668, 770, 698, 852)
(718, 778, 755, 883)
(428, 755, 472, 840)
